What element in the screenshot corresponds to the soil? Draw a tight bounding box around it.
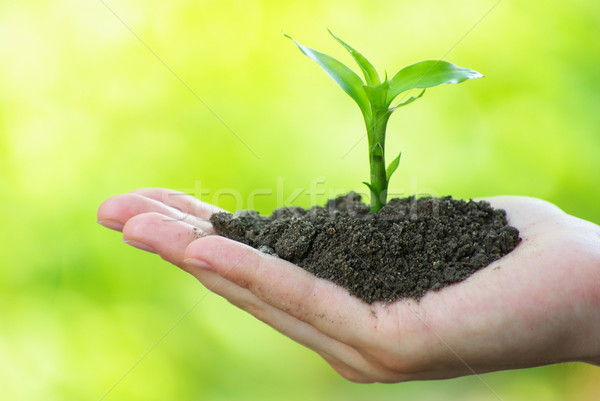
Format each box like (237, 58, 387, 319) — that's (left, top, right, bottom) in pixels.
(210, 193, 521, 304)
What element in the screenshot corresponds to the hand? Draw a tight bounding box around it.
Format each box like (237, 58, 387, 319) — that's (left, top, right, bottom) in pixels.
(97, 188, 600, 382)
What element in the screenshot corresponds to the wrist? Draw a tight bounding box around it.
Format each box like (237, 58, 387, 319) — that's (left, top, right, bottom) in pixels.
(580, 239, 600, 365)
(561, 228, 600, 366)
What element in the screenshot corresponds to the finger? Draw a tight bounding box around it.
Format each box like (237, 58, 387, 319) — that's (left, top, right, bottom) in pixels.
(131, 188, 223, 220)
(98, 193, 214, 233)
(121, 214, 382, 382)
(184, 235, 374, 347)
(189, 267, 370, 380)
(122, 212, 210, 265)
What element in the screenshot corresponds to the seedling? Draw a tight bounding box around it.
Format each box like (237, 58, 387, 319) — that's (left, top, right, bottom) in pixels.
(285, 30, 483, 212)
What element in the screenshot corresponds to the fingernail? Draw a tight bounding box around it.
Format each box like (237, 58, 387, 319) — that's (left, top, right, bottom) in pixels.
(123, 239, 156, 253)
(184, 258, 214, 271)
(98, 220, 124, 231)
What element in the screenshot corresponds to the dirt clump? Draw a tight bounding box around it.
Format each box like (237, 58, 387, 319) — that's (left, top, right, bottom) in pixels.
(210, 193, 520, 303)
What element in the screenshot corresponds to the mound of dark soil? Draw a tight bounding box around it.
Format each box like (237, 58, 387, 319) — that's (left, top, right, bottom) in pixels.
(210, 193, 520, 303)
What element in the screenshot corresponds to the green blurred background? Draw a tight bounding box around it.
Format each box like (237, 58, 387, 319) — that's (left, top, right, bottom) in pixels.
(1, 0, 599, 399)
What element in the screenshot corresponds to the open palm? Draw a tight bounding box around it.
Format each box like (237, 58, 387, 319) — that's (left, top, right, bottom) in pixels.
(98, 188, 600, 382)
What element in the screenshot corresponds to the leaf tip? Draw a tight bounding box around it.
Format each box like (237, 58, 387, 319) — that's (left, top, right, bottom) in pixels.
(470, 70, 484, 80)
(362, 181, 377, 193)
(386, 151, 402, 181)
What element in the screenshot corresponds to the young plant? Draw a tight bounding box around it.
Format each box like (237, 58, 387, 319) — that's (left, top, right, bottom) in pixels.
(285, 30, 483, 212)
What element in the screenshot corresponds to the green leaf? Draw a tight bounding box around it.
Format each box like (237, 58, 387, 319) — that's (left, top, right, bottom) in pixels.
(386, 152, 401, 181)
(362, 181, 377, 195)
(328, 29, 380, 86)
(363, 81, 390, 110)
(391, 89, 425, 111)
(387, 60, 483, 104)
(284, 33, 371, 117)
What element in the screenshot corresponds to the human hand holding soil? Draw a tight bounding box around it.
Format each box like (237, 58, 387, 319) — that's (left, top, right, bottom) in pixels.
(98, 188, 600, 382)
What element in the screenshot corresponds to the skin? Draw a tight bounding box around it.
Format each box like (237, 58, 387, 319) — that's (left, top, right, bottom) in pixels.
(97, 188, 600, 382)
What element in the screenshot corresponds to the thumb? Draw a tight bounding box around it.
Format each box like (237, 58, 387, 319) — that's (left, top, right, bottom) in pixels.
(183, 235, 371, 345)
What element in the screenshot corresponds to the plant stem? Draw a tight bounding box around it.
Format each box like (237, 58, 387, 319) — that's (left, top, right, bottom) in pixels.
(367, 108, 392, 212)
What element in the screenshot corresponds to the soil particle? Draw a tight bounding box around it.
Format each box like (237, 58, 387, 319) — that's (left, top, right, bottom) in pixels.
(210, 193, 521, 304)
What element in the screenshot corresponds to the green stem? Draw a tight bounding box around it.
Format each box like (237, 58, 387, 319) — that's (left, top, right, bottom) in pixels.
(367, 108, 392, 212)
